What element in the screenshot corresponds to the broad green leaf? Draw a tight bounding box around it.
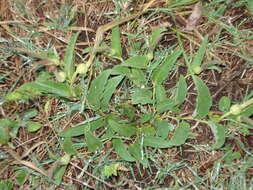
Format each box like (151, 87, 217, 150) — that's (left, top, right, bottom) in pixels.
(151, 49, 182, 85)
(85, 130, 103, 152)
(218, 96, 231, 112)
(112, 139, 135, 162)
(169, 122, 190, 146)
(108, 119, 136, 137)
(101, 75, 124, 110)
(131, 88, 153, 105)
(155, 84, 167, 102)
(122, 56, 149, 69)
(63, 32, 79, 80)
(128, 141, 149, 168)
(59, 118, 104, 137)
(53, 165, 67, 185)
(174, 75, 187, 106)
(111, 26, 122, 57)
(87, 70, 111, 110)
(63, 137, 77, 155)
(26, 122, 43, 132)
(191, 36, 208, 73)
(156, 98, 175, 113)
(103, 163, 120, 178)
(157, 120, 174, 139)
(192, 75, 212, 119)
(143, 136, 173, 148)
(15, 170, 27, 185)
(208, 122, 226, 149)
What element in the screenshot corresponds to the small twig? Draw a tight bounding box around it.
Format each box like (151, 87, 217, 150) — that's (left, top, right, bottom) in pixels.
(66, 176, 95, 189)
(70, 162, 116, 189)
(5, 148, 50, 178)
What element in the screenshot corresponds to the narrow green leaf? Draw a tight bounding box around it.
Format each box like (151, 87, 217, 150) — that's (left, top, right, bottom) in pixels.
(111, 65, 131, 76)
(23, 109, 38, 120)
(111, 26, 122, 57)
(128, 141, 149, 168)
(108, 119, 136, 137)
(157, 120, 174, 139)
(144, 122, 189, 148)
(5, 83, 42, 101)
(59, 118, 104, 137)
(208, 122, 226, 149)
(63, 137, 77, 155)
(247, 0, 253, 15)
(156, 98, 175, 113)
(53, 165, 67, 185)
(149, 28, 166, 49)
(143, 136, 173, 148)
(87, 70, 111, 110)
(151, 49, 182, 85)
(128, 68, 147, 86)
(0, 119, 19, 144)
(122, 56, 149, 69)
(0, 180, 13, 190)
(174, 75, 187, 106)
(169, 122, 190, 146)
(191, 36, 208, 71)
(64, 32, 80, 80)
(116, 104, 136, 122)
(192, 75, 212, 119)
(26, 122, 43, 132)
(131, 88, 153, 105)
(6, 79, 74, 101)
(85, 130, 103, 152)
(112, 139, 135, 162)
(101, 75, 124, 110)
